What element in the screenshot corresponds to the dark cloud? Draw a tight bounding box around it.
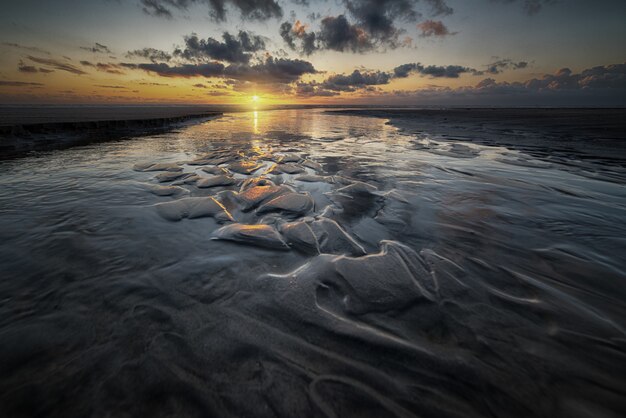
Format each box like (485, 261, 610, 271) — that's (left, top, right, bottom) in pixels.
(27, 56, 87, 75)
(393, 63, 419, 78)
(224, 57, 317, 83)
(280, 20, 317, 55)
(417, 20, 455, 37)
(80, 60, 95, 67)
(299, 61, 474, 96)
(490, 0, 556, 15)
(393, 63, 473, 78)
(321, 69, 391, 91)
(80, 42, 111, 53)
(121, 56, 316, 84)
(193, 83, 207, 88)
(174, 31, 265, 64)
(317, 15, 373, 52)
(126, 48, 172, 63)
(139, 0, 282, 21)
(419, 64, 471, 78)
(485, 58, 528, 74)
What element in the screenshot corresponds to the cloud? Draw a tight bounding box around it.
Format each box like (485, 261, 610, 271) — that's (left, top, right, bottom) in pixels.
(224, 57, 317, 83)
(140, 0, 174, 18)
(27, 56, 87, 75)
(393, 63, 419, 78)
(484, 58, 528, 74)
(80, 42, 112, 53)
(96, 63, 125, 74)
(417, 20, 455, 37)
(295, 81, 340, 97)
(174, 31, 265, 64)
(139, 0, 282, 21)
(317, 15, 373, 52)
(393, 62, 474, 78)
(419, 64, 471, 78)
(79, 60, 125, 74)
(121, 56, 317, 84)
(354, 63, 626, 105)
(126, 48, 172, 63)
(18, 61, 40, 73)
(297, 61, 474, 95)
(279, 0, 456, 54)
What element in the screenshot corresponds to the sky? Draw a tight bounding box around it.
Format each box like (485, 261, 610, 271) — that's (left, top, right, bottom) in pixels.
(0, 0, 624, 105)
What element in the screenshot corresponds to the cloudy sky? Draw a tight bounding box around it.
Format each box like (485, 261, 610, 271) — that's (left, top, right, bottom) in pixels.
(0, 0, 624, 105)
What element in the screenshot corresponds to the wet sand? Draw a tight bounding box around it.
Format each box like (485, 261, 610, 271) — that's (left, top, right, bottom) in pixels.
(0, 108, 625, 417)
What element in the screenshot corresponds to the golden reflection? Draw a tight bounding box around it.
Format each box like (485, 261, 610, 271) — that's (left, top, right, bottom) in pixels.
(253, 110, 259, 134)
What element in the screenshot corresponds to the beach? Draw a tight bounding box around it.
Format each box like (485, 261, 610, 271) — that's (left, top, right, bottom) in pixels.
(0, 107, 625, 417)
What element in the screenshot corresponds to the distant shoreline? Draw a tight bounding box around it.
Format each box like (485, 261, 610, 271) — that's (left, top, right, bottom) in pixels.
(0, 110, 222, 158)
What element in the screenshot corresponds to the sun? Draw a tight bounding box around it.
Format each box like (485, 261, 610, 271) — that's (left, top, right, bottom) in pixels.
(251, 95, 260, 102)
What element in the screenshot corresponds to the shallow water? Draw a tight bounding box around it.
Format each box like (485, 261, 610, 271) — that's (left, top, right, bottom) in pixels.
(1, 109, 625, 417)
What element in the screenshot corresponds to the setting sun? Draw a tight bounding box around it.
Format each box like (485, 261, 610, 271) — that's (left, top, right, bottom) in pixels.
(252, 95, 260, 102)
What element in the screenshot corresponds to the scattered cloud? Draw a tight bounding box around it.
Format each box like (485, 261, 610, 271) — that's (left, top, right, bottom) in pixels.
(417, 20, 455, 37)
(80, 42, 112, 53)
(484, 58, 528, 74)
(27, 56, 87, 75)
(17, 61, 47, 73)
(79, 60, 125, 74)
(126, 48, 172, 63)
(96, 62, 125, 74)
